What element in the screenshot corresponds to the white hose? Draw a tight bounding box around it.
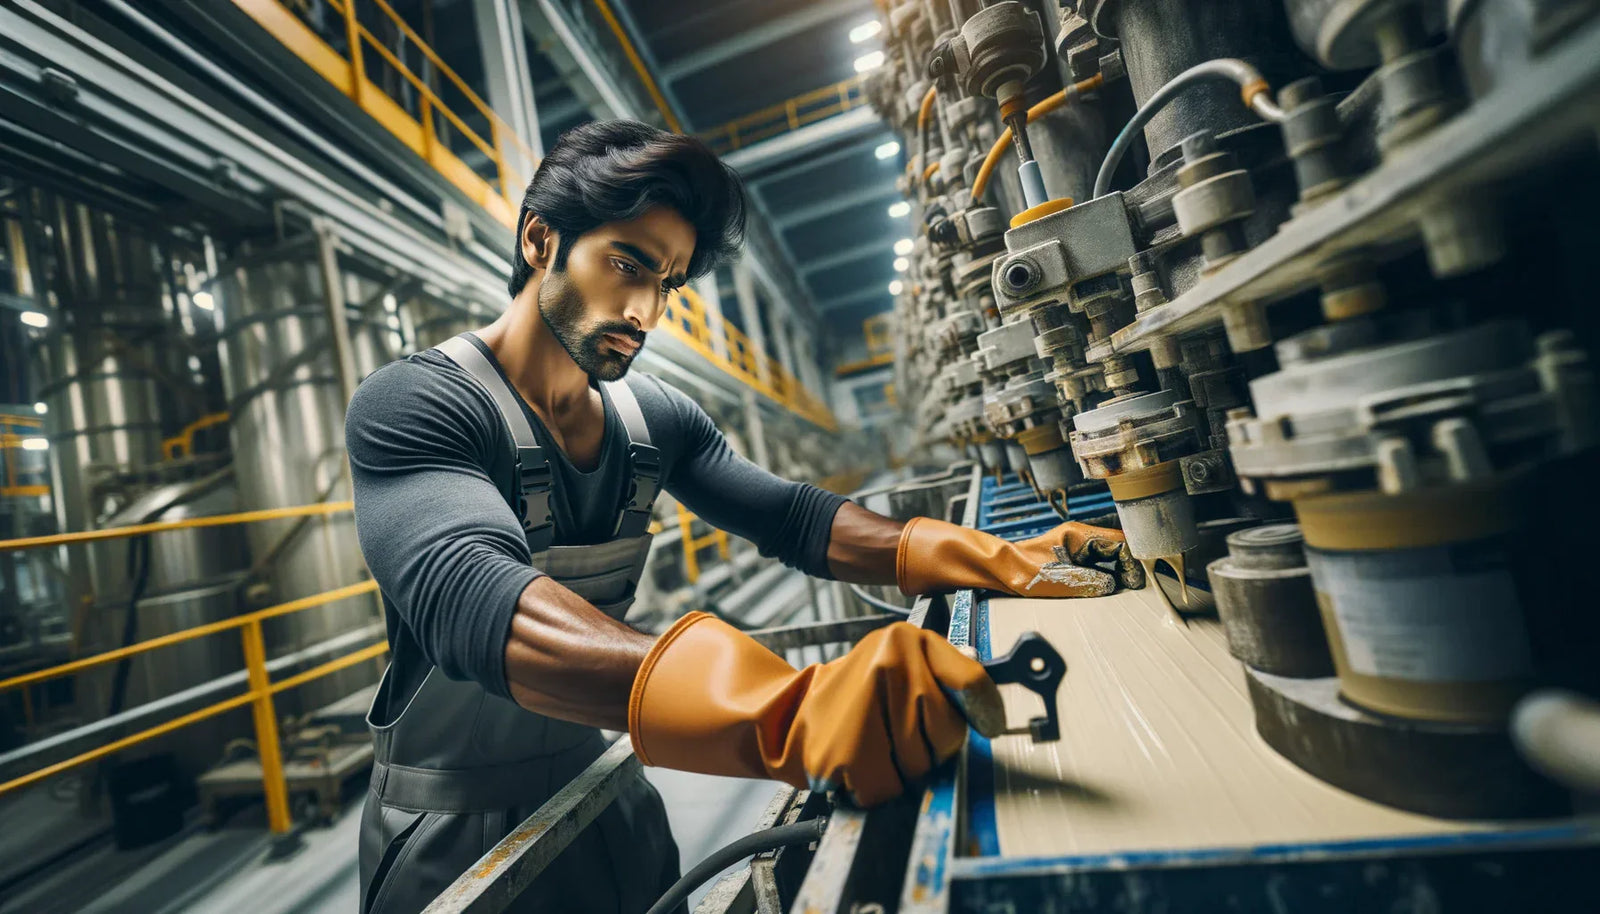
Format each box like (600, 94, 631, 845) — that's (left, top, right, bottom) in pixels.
(1093, 58, 1285, 198)
(1511, 689, 1600, 794)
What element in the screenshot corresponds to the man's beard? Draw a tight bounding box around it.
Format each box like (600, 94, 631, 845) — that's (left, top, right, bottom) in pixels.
(537, 271, 645, 382)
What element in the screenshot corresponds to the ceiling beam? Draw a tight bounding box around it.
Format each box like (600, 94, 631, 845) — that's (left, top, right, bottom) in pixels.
(744, 129, 892, 186)
(818, 285, 892, 313)
(660, 0, 869, 83)
(777, 184, 900, 230)
(722, 106, 882, 175)
(800, 237, 899, 276)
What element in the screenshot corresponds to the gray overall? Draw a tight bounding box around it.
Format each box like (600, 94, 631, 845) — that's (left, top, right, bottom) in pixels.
(359, 334, 681, 914)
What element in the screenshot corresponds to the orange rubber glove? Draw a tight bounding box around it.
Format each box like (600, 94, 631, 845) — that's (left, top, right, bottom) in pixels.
(629, 612, 1002, 806)
(897, 518, 1142, 597)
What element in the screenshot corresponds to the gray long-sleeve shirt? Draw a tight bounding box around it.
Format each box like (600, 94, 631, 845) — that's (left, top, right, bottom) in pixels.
(345, 338, 847, 713)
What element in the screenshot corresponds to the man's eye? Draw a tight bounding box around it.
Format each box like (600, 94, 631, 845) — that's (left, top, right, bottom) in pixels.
(612, 259, 638, 276)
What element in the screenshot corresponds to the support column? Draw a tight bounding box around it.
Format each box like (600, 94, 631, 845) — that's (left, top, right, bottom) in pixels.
(742, 388, 772, 471)
(771, 313, 798, 388)
(692, 274, 729, 361)
(732, 260, 770, 385)
(475, 0, 542, 178)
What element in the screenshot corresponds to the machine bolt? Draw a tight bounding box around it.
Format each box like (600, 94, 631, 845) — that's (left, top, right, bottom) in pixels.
(1002, 259, 1039, 292)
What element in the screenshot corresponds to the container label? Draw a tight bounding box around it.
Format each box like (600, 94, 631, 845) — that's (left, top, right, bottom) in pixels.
(1308, 543, 1531, 682)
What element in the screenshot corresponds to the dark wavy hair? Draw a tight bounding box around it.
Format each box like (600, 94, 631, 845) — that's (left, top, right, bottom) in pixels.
(507, 120, 747, 297)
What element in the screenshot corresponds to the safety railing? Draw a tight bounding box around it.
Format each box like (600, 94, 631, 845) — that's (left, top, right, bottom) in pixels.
(834, 313, 896, 377)
(698, 75, 870, 156)
(0, 501, 380, 833)
(675, 503, 730, 584)
(1, 413, 48, 498)
(666, 288, 838, 431)
(233, 0, 538, 228)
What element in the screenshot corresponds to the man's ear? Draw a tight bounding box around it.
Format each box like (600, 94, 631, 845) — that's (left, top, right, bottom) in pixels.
(522, 214, 557, 272)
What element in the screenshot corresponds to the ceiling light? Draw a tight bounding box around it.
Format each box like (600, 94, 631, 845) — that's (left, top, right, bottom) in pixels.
(893, 238, 914, 256)
(853, 51, 885, 73)
(874, 141, 900, 160)
(192, 291, 215, 311)
(19, 310, 48, 328)
(33, 401, 47, 415)
(888, 279, 905, 295)
(20, 437, 48, 451)
(849, 20, 882, 43)
(887, 201, 911, 218)
(894, 257, 909, 272)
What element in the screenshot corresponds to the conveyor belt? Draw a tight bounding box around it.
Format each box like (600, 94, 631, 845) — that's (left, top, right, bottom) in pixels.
(892, 468, 1600, 913)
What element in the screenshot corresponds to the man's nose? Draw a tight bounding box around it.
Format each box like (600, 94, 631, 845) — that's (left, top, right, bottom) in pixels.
(623, 290, 665, 333)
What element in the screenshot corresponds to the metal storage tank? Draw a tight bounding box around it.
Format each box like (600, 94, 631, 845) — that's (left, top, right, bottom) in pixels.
(212, 239, 379, 714)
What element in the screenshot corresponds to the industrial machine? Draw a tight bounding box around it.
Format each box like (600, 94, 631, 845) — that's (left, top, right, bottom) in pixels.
(868, 0, 1600, 814)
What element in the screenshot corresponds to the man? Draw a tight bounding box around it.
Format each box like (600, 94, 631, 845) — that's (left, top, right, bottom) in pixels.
(348, 120, 1137, 913)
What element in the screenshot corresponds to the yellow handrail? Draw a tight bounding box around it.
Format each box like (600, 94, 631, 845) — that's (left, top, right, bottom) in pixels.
(0, 580, 385, 833)
(675, 503, 729, 584)
(590, 0, 683, 133)
(0, 580, 379, 693)
(698, 76, 869, 155)
(0, 500, 354, 552)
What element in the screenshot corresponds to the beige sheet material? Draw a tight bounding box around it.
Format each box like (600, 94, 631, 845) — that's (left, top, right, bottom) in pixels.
(986, 585, 1492, 858)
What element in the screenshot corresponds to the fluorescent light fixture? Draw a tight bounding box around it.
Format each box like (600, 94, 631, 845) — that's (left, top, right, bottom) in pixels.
(20, 437, 48, 451)
(33, 401, 47, 415)
(874, 140, 900, 160)
(894, 257, 909, 272)
(853, 51, 885, 73)
(893, 238, 914, 256)
(383, 294, 398, 312)
(849, 20, 882, 43)
(887, 201, 911, 218)
(19, 310, 48, 328)
(888, 280, 905, 295)
(192, 291, 215, 311)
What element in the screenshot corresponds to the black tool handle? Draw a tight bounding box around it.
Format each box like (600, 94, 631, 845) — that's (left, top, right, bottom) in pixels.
(982, 631, 1066, 742)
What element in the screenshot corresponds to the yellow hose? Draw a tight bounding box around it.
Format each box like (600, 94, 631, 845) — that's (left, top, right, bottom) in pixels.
(917, 85, 938, 131)
(971, 73, 1104, 203)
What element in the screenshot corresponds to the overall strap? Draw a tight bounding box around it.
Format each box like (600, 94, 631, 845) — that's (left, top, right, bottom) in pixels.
(434, 334, 555, 553)
(601, 378, 661, 538)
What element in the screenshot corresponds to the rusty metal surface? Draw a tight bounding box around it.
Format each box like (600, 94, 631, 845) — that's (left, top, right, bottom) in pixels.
(421, 738, 640, 914)
(747, 615, 899, 653)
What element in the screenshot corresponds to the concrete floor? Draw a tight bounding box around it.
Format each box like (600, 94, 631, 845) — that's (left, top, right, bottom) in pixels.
(2, 765, 779, 914)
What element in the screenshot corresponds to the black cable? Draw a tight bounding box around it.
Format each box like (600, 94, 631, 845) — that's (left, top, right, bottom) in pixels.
(847, 582, 913, 616)
(645, 818, 827, 914)
(106, 534, 152, 716)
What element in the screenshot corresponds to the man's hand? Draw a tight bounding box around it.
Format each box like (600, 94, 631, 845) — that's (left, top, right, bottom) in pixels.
(897, 518, 1141, 598)
(630, 614, 1002, 806)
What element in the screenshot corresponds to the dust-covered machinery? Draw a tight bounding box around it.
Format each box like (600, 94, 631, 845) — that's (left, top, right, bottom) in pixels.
(866, 0, 1600, 820)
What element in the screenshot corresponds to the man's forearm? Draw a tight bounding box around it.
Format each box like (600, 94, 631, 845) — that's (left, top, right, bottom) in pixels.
(824, 501, 907, 585)
(502, 576, 654, 730)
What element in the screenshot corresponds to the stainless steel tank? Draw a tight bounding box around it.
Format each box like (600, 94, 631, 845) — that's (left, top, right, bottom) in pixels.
(79, 480, 252, 778)
(29, 199, 174, 602)
(213, 241, 379, 713)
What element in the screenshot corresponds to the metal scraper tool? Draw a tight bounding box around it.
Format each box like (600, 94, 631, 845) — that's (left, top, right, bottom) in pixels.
(983, 632, 1066, 742)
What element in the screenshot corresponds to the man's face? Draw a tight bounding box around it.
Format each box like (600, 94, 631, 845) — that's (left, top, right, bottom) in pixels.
(531, 206, 696, 382)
